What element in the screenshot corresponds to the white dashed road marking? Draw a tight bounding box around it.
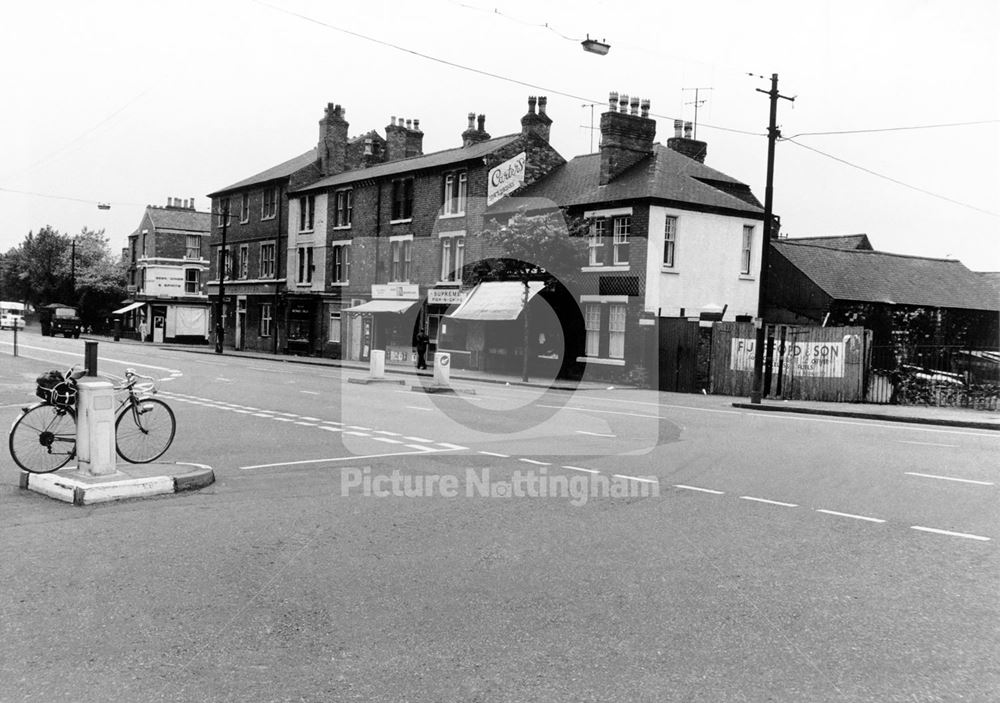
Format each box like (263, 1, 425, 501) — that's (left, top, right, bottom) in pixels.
(740, 496, 798, 508)
(816, 509, 886, 523)
(905, 472, 994, 486)
(674, 484, 724, 495)
(519, 458, 551, 466)
(575, 430, 616, 438)
(479, 451, 510, 458)
(911, 526, 991, 541)
(563, 466, 600, 474)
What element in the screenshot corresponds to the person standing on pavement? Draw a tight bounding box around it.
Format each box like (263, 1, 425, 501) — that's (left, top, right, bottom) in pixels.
(415, 330, 429, 370)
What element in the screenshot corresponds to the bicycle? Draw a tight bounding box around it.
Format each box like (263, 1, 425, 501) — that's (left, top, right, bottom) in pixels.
(8, 367, 176, 473)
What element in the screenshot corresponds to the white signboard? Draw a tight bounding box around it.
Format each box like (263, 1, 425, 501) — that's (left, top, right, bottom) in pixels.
(143, 266, 185, 296)
(730, 338, 845, 378)
(371, 283, 419, 300)
(428, 288, 468, 305)
(487, 151, 527, 206)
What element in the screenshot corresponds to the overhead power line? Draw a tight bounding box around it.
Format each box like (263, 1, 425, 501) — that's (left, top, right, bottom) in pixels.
(787, 119, 1000, 139)
(783, 139, 1000, 218)
(251, 0, 764, 138)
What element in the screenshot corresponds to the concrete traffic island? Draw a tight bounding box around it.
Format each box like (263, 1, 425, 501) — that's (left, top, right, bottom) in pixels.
(20, 462, 215, 506)
(17, 341, 215, 506)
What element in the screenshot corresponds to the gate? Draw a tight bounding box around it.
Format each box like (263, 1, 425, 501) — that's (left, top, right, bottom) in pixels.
(658, 318, 700, 392)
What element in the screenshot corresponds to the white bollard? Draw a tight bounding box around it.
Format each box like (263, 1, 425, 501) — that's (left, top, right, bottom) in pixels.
(75, 379, 117, 476)
(433, 352, 451, 387)
(369, 349, 386, 379)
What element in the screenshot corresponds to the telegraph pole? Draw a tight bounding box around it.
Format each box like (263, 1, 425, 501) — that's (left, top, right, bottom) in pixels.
(215, 200, 229, 354)
(750, 73, 794, 404)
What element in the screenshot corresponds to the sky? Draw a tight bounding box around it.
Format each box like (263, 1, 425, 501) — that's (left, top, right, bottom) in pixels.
(2, 0, 998, 271)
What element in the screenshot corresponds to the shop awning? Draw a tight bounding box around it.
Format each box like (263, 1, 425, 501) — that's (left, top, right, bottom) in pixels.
(342, 299, 418, 314)
(111, 301, 145, 315)
(447, 281, 545, 321)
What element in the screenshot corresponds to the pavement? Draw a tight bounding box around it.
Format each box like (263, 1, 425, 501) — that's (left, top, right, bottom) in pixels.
(106, 335, 998, 432)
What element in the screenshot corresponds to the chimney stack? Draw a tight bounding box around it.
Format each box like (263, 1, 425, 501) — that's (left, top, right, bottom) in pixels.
(385, 115, 409, 161)
(462, 111, 491, 147)
(405, 118, 424, 157)
(599, 91, 656, 185)
(521, 94, 553, 142)
(667, 119, 708, 163)
(318, 102, 350, 176)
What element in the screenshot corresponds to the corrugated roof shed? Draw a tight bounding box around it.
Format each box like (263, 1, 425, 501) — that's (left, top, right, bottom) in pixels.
(774, 241, 1000, 311)
(489, 144, 764, 216)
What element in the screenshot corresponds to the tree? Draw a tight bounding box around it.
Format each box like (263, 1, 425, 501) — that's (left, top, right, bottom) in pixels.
(471, 207, 588, 285)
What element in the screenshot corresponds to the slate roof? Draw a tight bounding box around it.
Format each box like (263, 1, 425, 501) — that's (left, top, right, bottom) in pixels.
(785, 234, 872, 250)
(146, 207, 211, 233)
(488, 144, 764, 216)
(773, 241, 1000, 312)
(209, 148, 318, 196)
(290, 134, 523, 193)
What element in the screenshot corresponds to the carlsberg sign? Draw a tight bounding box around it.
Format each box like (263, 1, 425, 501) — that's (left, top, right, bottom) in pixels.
(487, 151, 526, 206)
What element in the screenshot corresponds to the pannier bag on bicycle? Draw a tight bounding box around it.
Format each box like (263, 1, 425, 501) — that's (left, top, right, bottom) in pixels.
(35, 370, 77, 407)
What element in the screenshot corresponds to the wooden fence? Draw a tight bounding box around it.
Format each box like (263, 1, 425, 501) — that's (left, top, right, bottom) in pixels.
(710, 322, 870, 402)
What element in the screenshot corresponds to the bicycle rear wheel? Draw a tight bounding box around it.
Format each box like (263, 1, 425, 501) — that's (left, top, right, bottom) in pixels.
(115, 397, 176, 464)
(9, 404, 77, 473)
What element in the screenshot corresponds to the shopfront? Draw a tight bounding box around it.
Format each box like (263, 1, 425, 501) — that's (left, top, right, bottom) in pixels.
(286, 297, 317, 355)
(343, 284, 421, 366)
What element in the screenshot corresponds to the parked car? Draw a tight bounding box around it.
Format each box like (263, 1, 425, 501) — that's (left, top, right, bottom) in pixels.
(0, 313, 25, 330)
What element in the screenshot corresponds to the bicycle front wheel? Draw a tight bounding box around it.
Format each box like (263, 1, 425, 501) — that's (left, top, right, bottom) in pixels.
(9, 404, 77, 473)
(115, 398, 176, 464)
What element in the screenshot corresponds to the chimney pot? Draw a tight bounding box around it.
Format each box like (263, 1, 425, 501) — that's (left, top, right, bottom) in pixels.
(619, 94, 629, 113)
(684, 121, 693, 138)
(640, 98, 650, 118)
(413, 118, 420, 131)
(538, 96, 547, 114)
(467, 112, 476, 129)
(405, 119, 412, 130)
(477, 114, 486, 132)
(527, 95, 537, 114)
(608, 91, 618, 110)
(674, 119, 683, 138)
(390, 116, 396, 126)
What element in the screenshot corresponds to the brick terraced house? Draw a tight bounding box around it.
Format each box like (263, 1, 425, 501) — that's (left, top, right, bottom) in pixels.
(121, 197, 212, 343)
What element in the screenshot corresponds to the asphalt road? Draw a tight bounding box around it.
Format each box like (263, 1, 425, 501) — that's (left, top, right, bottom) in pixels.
(2, 331, 997, 702)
